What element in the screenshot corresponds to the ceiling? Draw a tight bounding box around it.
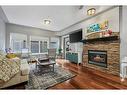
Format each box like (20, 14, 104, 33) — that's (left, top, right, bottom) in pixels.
(2, 6, 113, 32)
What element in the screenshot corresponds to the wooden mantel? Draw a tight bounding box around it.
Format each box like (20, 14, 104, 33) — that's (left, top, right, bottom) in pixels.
(81, 36, 119, 44)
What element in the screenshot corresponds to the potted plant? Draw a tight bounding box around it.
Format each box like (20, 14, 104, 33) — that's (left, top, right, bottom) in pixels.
(58, 48, 62, 55)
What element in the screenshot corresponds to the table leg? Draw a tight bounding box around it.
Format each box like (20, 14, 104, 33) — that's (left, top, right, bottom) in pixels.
(36, 61, 38, 69)
(123, 66, 127, 80)
(121, 64, 127, 81)
(121, 64, 124, 81)
(53, 64, 54, 72)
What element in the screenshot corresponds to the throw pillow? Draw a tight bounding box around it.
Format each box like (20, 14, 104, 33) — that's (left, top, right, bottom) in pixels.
(6, 53, 16, 59)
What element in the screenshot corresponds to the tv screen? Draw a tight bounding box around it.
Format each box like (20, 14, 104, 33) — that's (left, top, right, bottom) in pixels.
(69, 29, 82, 43)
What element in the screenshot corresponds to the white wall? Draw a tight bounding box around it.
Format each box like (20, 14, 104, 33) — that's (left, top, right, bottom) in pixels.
(0, 18, 6, 50)
(120, 6, 127, 60)
(10, 33, 27, 40)
(59, 7, 120, 54)
(57, 7, 119, 36)
(6, 23, 58, 48)
(0, 7, 8, 50)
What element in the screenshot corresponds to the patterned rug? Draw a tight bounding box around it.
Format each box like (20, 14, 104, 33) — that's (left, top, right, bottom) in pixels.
(25, 65, 76, 89)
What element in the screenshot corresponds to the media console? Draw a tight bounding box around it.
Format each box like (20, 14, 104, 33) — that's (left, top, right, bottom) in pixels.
(66, 52, 82, 64)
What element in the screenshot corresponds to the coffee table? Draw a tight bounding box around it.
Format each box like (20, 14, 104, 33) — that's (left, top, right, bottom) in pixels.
(28, 60, 37, 64)
(37, 60, 56, 72)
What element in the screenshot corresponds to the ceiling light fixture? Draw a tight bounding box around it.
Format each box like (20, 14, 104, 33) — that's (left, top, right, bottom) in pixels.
(43, 19, 51, 25)
(87, 8, 96, 16)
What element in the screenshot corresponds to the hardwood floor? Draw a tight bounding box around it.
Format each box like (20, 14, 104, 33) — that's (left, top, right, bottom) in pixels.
(3, 59, 127, 89)
(50, 59, 127, 89)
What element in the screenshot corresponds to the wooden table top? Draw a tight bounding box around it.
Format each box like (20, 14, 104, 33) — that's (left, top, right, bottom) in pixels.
(38, 60, 56, 66)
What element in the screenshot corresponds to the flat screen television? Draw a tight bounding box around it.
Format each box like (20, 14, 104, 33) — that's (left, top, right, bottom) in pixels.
(69, 29, 82, 43)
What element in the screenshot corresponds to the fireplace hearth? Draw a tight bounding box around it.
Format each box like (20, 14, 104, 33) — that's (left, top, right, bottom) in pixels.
(88, 50, 107, 68)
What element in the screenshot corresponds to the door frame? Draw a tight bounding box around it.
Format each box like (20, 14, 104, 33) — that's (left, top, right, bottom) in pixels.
(63, 36, 69, 58)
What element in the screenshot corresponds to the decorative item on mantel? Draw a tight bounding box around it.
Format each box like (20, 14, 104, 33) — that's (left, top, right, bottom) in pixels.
(85, 20, 113, 39)
(100, 30, 113, 37)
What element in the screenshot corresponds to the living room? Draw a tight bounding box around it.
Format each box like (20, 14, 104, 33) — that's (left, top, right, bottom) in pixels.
(1, 4, 127, 91)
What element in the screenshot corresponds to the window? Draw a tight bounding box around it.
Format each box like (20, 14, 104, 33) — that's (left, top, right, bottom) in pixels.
(12, 40, 26, 53)
(10, 33, 27, 53)
(31, 41, 39, 53)
(30, 36, 49, 54)
(12, 40, 23, 52)
(40, 41, 48, 53)
(50, 37, 60, 53)
(31, 41, 48, 53)
(50, 42, 57, 48)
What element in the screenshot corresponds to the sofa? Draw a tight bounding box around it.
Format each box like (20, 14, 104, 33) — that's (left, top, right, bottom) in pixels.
(0, 59, 30, 89)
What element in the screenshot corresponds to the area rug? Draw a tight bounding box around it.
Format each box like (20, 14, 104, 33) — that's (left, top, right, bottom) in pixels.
(25, 65, 76, 89)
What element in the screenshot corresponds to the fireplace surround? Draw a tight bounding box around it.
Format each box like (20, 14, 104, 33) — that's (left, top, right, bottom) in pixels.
(83, 32, 120, 75)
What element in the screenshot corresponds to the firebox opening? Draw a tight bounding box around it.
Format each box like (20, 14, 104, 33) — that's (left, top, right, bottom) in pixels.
(88, 50, 107, 68)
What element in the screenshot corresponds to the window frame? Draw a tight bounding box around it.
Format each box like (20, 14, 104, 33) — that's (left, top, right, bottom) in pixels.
(30, 40, 40, 53)
(10, 33, 27, 53)
(30, 36, 49, 54)
(40, 41, 48, 53)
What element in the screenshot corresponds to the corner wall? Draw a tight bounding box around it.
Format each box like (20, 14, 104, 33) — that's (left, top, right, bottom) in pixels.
(0, 7, 8, 50)
(120, 6, 127, 60)
(0, 18, 6, 50)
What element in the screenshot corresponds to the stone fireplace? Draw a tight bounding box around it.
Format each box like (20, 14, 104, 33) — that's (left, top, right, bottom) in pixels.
(83, 32, 120, 75)
(88, 50, 107, 68)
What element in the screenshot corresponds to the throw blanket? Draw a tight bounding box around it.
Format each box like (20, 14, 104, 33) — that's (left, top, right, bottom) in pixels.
(0, 57, 20, 82)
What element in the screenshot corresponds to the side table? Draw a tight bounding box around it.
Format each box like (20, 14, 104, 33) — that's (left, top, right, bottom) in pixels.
(121, 60, 127, 81)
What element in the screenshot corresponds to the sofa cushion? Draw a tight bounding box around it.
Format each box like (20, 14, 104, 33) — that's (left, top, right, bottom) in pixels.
(0, 58, 20, 82)
(0, 72, 21, 88)
(0, 50, 7, 62)
(9, 57, 20, 65)
(0, 60, 11, 82)
(20, 60, 30, 76)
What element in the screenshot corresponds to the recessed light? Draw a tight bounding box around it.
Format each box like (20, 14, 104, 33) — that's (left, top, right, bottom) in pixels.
(43, 19, 51, 25)
(87, 8, 96, 16)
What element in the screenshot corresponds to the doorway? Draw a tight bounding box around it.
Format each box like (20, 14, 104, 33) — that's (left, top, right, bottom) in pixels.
(63, 37, 70, 58)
